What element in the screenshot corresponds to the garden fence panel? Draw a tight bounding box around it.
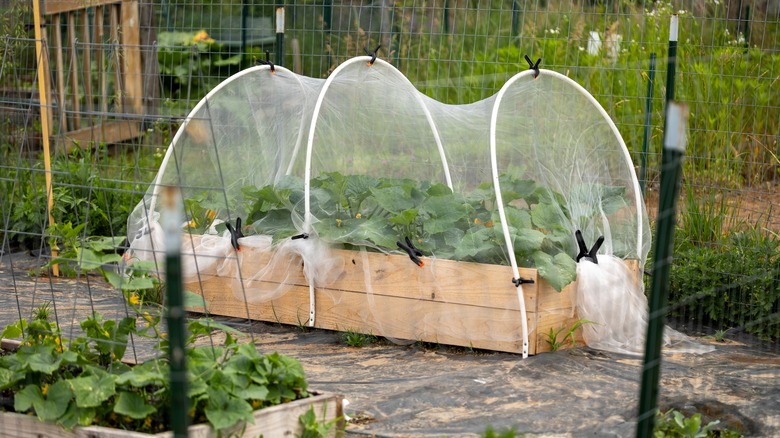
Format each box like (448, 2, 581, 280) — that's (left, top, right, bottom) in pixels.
(0, 0, 777, 435)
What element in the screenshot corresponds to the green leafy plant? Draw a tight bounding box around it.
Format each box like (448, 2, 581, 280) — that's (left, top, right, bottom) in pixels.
(340, 330, 377, 348)
(543, 319, 595, 352)
(483, 426, 524, 438)
(654, 409, 743, 438)
(0, 308, 312, 434)
(298, 404, 340, 438)
(212, 172, 628, 291)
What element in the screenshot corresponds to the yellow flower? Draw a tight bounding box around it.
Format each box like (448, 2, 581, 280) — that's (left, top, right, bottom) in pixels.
(143, 312, 154, 322)
(251, 400, 262, 409)
(191, 30, 215, 44)
(473, 218, 481, 225)
(355, 213, 362, 219)
(336, 218, 342, 227)
(485, 220, 494, 228)
(129, 293, 140, 306)
(144, 417, 153, 428)
(41, 384, 49, 396)
(206, 209, 217, 221)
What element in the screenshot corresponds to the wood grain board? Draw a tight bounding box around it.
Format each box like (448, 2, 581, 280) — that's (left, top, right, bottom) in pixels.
(184, 239, 640, 355)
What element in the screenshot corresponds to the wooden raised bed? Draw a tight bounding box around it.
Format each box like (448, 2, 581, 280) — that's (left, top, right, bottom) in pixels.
(185, 238, 641, 355)
(0, 391, 343, 438)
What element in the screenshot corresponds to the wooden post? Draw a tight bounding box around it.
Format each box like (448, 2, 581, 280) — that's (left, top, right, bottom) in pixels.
(32, 0, 59, 276)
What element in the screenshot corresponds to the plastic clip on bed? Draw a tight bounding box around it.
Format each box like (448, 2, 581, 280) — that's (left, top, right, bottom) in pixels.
(524, 55, 541, 79)
(257, 49, 275, 73)
(512, 277, 535, 287)
(397, 236, 424, 267)
(225, 217, 245, 251)
(364, 44, 381, 65)
(291, 233, 309, 240)
(575, 229, 604, 264)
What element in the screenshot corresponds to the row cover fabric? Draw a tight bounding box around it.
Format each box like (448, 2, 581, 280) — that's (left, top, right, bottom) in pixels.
(126, 57, 698, 357)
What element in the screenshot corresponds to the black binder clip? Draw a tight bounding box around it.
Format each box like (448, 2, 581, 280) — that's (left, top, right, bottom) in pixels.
(364, 44, 381, 65)
(397, 236, 424, 267)
(524, 55, 541, 79)
(575, 230, 604, 264)
(225, 217, 245, 251)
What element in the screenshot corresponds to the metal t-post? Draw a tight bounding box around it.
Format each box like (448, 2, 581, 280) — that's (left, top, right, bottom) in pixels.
(163, 187, 188, 438)
(639, 53, 656, 195)
(636, 14, 681, 438)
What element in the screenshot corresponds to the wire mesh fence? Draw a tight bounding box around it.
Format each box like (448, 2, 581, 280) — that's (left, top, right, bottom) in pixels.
(0, 0, 778, 436)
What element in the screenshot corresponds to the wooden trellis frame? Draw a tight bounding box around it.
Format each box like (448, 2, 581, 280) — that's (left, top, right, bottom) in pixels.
(40, 0, 144, 151)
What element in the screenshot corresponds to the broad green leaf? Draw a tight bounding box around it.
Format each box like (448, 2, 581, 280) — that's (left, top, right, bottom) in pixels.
(531, 201, 564, 231)
(86, 236, 124, 252)
(205, 394, 254, 431)
(454, 228, 495, 260)
(37, 380, 72, 422)
(14, 384, 41, 412)
(511, 228, 546, 255)
(70, 373, 115, 408)
(532, 251, 577, 292)
(235, 385, 269, 401)
(497, 205, 532, 230)
(1, 322, 23, 339)
(389, 209, 418, 227)
(116, 361, 167, 388)
(114, 391, 157, 419)
(57, 402, 96, 429)
(0, 368, 23, 390)
(76, 247, 104, 271)
(20, 346, 62, 374)
(426, 183, 453, 197)
(184, 290, 207, 308)
(370, 186, 415, 214)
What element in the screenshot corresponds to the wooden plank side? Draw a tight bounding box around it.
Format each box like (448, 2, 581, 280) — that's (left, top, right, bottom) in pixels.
(66, 11, 81, 130)
(190, 276, 533, 354)
(80, 11, 93, 118)
(0, 412, 81, 438)
(120, 0, 143, 115)
(326, 249, 538, 312)
(61, 120, 140, 150)
(42, 0, 121, 15)
(188, 235, 540, 312)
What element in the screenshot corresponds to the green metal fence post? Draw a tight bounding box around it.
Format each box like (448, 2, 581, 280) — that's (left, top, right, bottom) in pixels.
(511, 1, 521, 37)
(162, 186, 189, 438)
(636, 101, 689, 438)
(276, 4, 285, 66)
(640, 52, 656, 195)
(636, 14, 681, 438)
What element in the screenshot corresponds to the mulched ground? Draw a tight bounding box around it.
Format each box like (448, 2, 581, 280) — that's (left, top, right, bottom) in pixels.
(1, 251, 778, 437)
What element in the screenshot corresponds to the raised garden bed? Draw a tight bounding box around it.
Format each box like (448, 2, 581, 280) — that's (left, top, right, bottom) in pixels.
(184, 237, 641, 355)
(0, 390, 343, 438)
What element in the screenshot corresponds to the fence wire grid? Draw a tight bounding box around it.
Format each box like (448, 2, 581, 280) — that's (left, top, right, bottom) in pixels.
(0, 0, 778, 436)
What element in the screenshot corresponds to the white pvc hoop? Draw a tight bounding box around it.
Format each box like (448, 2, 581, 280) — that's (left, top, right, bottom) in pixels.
(302, 56, 452, 233)
(490, 69, 645, 358)
(149, 64, 307, 215)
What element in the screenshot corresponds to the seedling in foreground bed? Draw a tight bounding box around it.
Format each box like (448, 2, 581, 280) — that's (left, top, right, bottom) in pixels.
(543, 319, 595, 352)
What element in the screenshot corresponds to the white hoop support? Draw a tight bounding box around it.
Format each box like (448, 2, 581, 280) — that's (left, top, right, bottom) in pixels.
(149, 64, 306, 215)
(490, 69, 645, 358)
(303, 56, 452, 233)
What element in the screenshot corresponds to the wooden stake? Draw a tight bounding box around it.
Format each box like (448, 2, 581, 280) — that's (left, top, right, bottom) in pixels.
(32, 0, 59, 276)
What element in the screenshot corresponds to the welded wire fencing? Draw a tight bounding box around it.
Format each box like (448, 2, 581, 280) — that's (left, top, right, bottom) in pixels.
(0, 0, 778, 436)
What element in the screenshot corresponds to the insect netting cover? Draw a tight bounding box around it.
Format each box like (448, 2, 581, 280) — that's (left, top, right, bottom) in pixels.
(127, 65, 325, 302)
(490, 69, 710, 355)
